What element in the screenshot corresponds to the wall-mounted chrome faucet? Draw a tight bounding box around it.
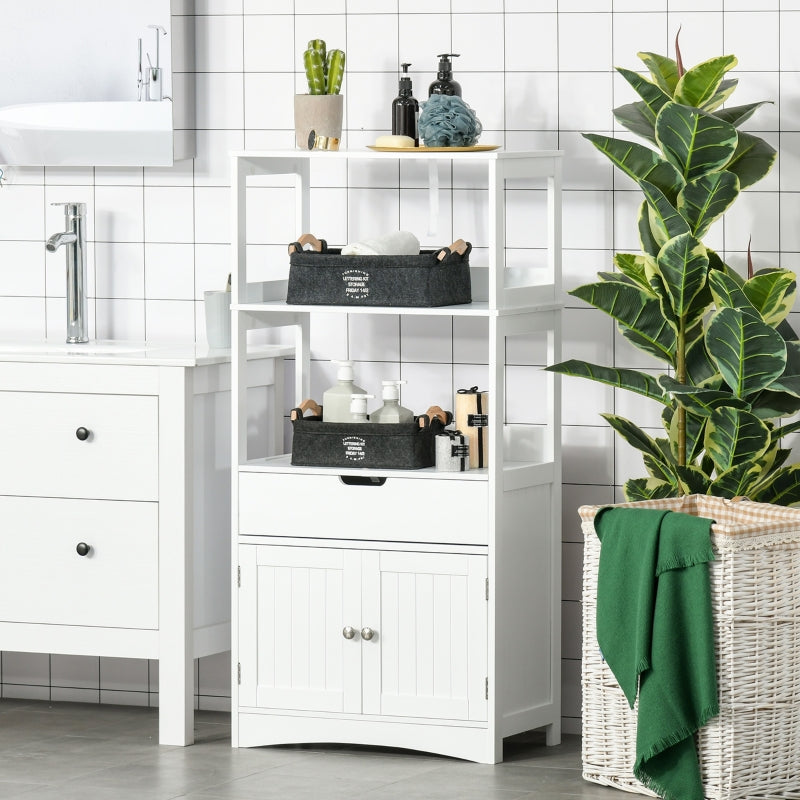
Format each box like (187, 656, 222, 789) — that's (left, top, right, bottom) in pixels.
(46, 203, 88, 344)
(145, 25, 167, 102)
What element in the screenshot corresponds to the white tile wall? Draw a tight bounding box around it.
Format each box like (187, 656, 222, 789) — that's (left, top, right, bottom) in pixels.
(0, 3, 794, 737)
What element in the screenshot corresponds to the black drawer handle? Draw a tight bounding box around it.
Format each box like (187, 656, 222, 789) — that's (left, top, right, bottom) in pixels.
(75, 427, 90, 441)
(76, 542, 91, 557)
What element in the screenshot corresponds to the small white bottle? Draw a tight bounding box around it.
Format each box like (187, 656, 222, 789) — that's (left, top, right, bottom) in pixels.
(349, 393, 374, 423)
(322, 360, 366, 423)
(370, 380, 414, 424)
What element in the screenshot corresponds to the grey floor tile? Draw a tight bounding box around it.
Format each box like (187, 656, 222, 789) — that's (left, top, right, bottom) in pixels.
(0, 699, 616, 800)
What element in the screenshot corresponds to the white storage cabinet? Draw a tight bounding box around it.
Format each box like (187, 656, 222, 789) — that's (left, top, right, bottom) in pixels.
(0, 346, 288, 745)
(230, 149, 562, 764)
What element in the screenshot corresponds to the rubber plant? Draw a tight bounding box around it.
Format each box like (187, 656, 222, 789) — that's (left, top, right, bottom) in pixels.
(547, 39, 800, 505)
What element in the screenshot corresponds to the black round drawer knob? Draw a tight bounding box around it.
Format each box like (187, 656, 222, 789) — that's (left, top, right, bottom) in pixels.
(75, 427, 90, 441)
(76, 542, 91, 557)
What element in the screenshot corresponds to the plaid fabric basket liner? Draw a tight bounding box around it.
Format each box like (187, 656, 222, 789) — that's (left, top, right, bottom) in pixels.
(579, 494, 800, 800)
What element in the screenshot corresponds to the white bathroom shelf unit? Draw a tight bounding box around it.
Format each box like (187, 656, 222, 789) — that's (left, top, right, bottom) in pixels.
(229, 148, 562, 764)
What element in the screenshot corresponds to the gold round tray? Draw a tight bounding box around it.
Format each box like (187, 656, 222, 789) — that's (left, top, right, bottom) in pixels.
(366, 144, 501, 153)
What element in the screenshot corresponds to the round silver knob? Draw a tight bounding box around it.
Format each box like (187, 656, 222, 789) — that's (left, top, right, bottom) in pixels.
(342, 626, 356, 640)
(360, 627, 375, 641)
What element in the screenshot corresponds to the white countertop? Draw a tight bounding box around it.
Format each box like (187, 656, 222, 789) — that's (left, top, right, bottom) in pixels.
(0, 340, 294, 367)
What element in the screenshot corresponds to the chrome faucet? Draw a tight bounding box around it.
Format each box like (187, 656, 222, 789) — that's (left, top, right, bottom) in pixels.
(145, 25, 167, 101)
(46, 203, 88, 344)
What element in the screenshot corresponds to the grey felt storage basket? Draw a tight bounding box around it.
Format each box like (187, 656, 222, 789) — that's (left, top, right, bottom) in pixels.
(286, 233, 472, 307)
(290, 400, 451, 470)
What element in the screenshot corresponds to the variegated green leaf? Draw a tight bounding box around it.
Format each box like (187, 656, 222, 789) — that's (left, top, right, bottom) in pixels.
(750, 390, 800, 420)
(624, 477, 677, 502)
(638, 199, 662, 259)
(704, 406, 770, 473)
(707, 269, 755, 312)
(663, 405, 707, 463)
(774, 416, 800, 439)
(637, 51, 680, 95)
(674, 465, 713, 495)
(725, 131, 777, 190)
(613, 102, 659, 145)
(710, 460, 763, 498)
(702, 77, 738, 112)
(768, 341, 800, 397)
(677, 170, 740, 239)
(743, 269, 796, 327)
(570, 281, 677, 364)
(674, 55, 738, 108)
(713, 101, 773, 128)
(640, 180, 690, 246)
(748, 465, 800, 506)
(614, 252, 657, 292)
(685, 337, 720, 386)
(583, 133, 684, 201)
(659, 374, 750, 417)
(602, 413, 668, 463)
(544, 360, 669, 404)
(706, 308, 787, 398)
(655, 102, 739, 182)
(655, 232, 709, 318)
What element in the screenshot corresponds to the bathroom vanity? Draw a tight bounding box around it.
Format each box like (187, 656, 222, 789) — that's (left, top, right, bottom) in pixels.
(0, 341, 290, 745)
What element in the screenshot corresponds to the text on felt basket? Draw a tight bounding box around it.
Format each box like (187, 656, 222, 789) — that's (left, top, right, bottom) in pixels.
(342, 436, 366, 462)
(342, 269, 370, 299)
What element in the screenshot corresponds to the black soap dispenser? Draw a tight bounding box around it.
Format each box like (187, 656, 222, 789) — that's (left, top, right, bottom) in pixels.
(428, 53, 462, 97)
(392, 63, 419, 145)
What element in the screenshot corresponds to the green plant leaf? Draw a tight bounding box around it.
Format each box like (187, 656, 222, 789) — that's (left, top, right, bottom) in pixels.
(614, 252, 657, 292)
(674, 54, 738, 107)
(767, 341, 800, 397)
(570, 281, 677, 364)
(624, 477, 677, 502)
(706, 308, 787, 398)
(613, 102, 659, 145)
(638, 51, 680, 95)
(702, 77, 738, 112)
(750, 390, 800, 420)
(583, 133, 684, 201)
(710, 460, 762, 498)
(640, 180, 691, 246)
(655, 232, 709, 318)
(638, 200, 662, 259)
(748, 465, 800, 506)
(674, 464, 713, 494)
(659, 374, 750, 417)
(725, 131, 777, 189)
(704, 406, 770, 473)
(663, 405, 707, 463)
(713, 101, 773, 128)
(743, 269, 797, 327)
(601, 413, 667, 462)
(685, 337, 720, 386)
(677, 170, 740, 238)
(544, 360, 669, 403)
(774, 418, 800, 439)
(707, 269, 756, 312)
(655, 102, 739, 182)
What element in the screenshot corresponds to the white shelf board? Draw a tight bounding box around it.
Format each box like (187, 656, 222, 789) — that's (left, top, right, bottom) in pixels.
(234, 301, 561, 318)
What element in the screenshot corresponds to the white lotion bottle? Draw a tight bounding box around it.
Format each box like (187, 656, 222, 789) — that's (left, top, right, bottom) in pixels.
(370, 380, 414, 423)
(349, 393, 374, 423)
(322, 360, 366, 422)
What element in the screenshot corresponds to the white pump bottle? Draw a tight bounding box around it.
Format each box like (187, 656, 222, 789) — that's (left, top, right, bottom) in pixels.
(322, 360, 366, 422)
(370, 380, 414, 423)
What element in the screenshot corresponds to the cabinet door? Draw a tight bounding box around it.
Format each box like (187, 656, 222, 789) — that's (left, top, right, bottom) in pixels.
(362, 551, 488, 722)
(238, 545, 362, 713)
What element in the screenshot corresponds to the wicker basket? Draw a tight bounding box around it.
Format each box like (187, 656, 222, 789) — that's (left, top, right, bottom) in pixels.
(580, 495, 800, 800)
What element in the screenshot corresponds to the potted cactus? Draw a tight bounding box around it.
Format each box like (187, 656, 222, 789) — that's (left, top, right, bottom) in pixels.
(547, 42, 800, 505)
(294, 39, 346, 151)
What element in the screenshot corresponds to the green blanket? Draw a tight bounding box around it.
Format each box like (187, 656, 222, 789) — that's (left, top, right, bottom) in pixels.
(595, 507, 718, 800)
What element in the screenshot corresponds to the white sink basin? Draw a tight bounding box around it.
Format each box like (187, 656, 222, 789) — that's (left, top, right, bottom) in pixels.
(0, 101, 173, 166)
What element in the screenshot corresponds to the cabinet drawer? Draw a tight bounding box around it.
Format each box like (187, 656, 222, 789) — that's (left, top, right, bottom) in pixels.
(238, 472, 488, 545)
(0, 391, 158, 500)
(0, 496, 158, 629)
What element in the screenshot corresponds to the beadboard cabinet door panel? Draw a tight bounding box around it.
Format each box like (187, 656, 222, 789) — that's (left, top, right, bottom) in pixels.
(362, 550, 487, 722)
(238, 544, 362, 713)
(0, 390, 158, 500)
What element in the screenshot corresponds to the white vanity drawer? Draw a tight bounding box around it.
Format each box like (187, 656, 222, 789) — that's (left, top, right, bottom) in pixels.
(238, 472, 488, 546)
(0, 391, 158, 500)
(0, 496, 158, 629)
